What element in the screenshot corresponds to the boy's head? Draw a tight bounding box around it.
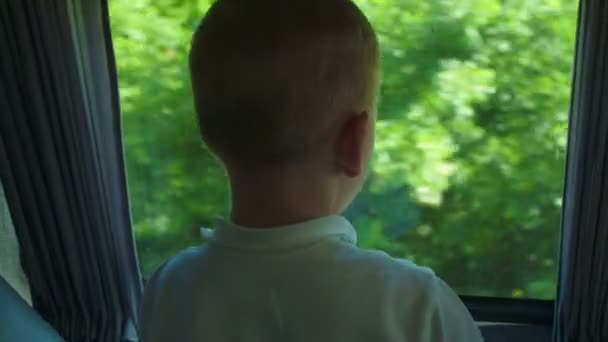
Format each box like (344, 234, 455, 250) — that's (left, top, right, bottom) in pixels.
(189, 0, 380, 216)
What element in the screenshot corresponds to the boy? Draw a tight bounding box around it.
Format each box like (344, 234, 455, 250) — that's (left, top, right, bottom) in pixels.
(140, 0, 484, 341)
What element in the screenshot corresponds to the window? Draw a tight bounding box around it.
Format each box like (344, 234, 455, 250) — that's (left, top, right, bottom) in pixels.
(110, 0, 578, 300)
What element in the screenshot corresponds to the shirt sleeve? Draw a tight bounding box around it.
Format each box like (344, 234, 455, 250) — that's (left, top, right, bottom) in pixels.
(139, 260, 170, 342)
(386, 260, 484, 342)
(424, 275, 484, 342)
(138, 247, 201, 342)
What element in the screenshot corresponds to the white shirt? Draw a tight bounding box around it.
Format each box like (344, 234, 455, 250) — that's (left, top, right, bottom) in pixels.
(140, 216, 484, 342)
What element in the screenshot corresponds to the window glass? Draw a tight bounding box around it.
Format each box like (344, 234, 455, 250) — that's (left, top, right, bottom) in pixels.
(111, 0, 578, 299)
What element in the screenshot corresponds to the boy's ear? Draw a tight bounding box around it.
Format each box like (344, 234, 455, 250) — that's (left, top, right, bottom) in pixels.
(335, 112, 369, 178)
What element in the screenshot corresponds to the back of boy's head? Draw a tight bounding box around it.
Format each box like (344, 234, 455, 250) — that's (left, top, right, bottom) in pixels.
(189, 0, 380, 167)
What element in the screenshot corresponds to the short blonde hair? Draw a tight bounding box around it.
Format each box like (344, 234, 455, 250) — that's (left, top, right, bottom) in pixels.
(189, 0, 380, 165)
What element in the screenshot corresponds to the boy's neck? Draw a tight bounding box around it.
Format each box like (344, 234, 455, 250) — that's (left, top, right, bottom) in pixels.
(227, 167, 339, 228)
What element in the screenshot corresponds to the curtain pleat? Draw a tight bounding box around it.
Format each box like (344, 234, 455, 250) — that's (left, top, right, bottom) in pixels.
(555, 0, 608, 341)
(0, 0, 142, 340)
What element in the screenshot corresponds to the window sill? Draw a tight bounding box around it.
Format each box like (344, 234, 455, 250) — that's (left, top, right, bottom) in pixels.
(462, 295, 554, 325)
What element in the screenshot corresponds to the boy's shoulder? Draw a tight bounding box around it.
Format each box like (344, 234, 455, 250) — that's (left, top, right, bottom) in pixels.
(332, 243, 438, 287)
(337, 246, 483, 340)
(144, 246, 205, 289)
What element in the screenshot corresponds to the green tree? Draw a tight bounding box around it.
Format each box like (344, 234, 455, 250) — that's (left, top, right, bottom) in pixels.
(110, 0, 577, 299)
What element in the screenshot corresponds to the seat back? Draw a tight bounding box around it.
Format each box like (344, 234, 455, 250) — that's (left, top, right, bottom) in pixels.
(0, 276, 63, 341)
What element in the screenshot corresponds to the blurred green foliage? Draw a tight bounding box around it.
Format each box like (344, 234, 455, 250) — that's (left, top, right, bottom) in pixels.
(110, 0, 577, 299)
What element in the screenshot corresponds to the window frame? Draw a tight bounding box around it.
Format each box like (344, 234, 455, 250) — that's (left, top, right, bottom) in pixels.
(131, 0, 584, 333)
(462, 296, 554, 325)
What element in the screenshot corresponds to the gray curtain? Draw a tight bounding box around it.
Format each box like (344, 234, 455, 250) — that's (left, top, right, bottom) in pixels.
(0, 0, 142, 340)
(555, 0, 608, 341)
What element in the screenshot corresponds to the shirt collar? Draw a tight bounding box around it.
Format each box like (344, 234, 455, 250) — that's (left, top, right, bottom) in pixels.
(203, 215, 357, 251)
